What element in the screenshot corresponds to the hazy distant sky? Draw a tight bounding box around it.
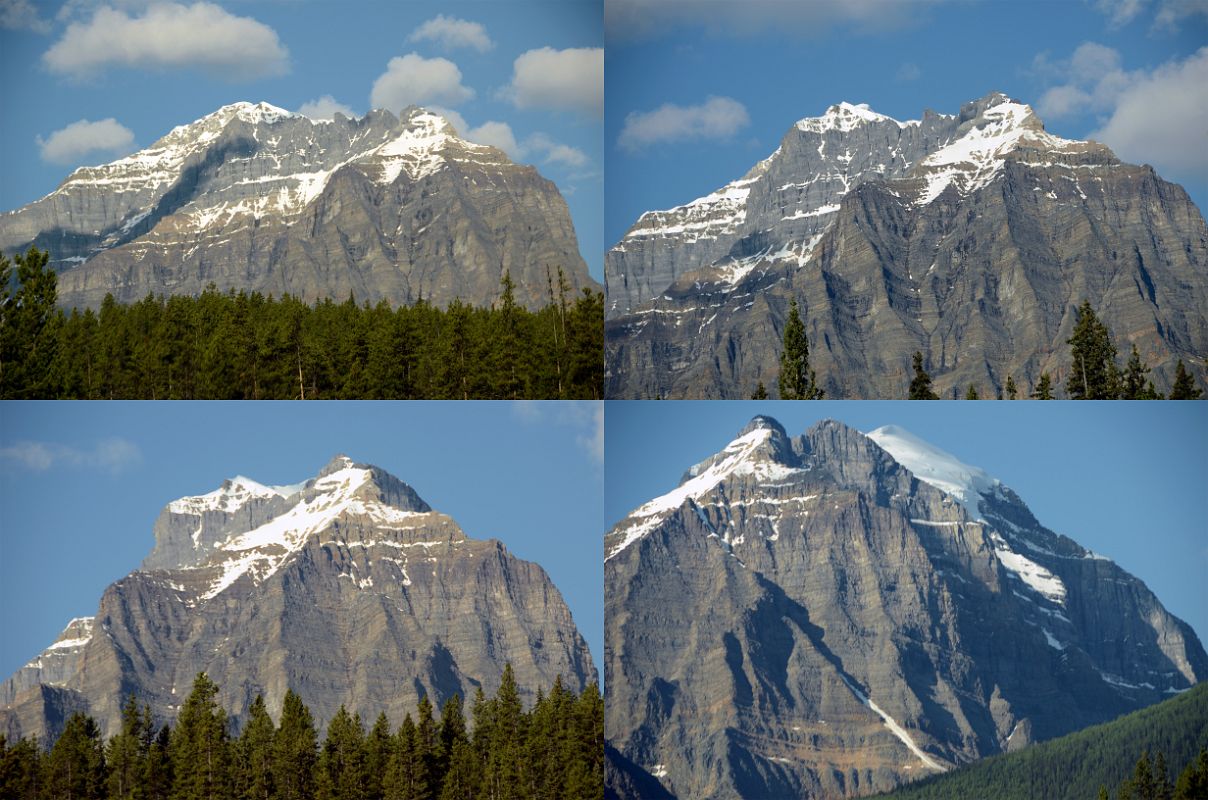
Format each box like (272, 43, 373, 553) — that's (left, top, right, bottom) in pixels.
(605, 401, 1208, 646)
(0, 0, 604, 279)
(0, 401, 604, 681)
(605, 0, 1208, 245)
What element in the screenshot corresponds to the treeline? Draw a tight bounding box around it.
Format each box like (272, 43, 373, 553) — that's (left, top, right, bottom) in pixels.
(906, 301, 1201, 400)
(0, 248, 603, 399)
(0, 666, 604, 800)
(874, 683, 1208, 800)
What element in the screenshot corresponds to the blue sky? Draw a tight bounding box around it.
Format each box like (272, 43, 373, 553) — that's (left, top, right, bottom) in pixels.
(0, 0, 604, 280)
(0, 401, 604, 681)
(605, 0, 1208, 246)
(604, 401, 1208, 646)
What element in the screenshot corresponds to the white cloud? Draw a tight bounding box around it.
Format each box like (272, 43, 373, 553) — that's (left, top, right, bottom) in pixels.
(297, 95, 354, 121)
(407, 14, 492, 53)
(430, 114, 590, 171)
(1091, 47, 1208, 183)
(510, 401, 603, 464)
(466, 121, 521, 157)
(618, 95, 750, 152)
(0, 438, 142, 473)
(895, 62, 921, 82)
(1093, 0, 1208, 28)
(1036, 42, 1133, 120)
(36, 118, 134, 165)
(501, 47, 603, 117)
(1095, 0, 1147, 25)
(1, 0, 51, 32)
(607, 0, 960, 39)
(43, 2, 289, 81)
(370, 53, 474, 112)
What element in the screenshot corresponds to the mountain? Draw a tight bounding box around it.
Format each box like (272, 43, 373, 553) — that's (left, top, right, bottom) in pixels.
(0, 102, 597, 311)
(604, 93, 1208, 398)
(604, 417, 1206, 799)
(874, 682, 1208, 800)
(2, 455, 596, 742)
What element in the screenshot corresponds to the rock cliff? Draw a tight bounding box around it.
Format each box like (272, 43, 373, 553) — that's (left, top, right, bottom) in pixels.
(1, 102, 597, 311)
(604, 417, 1206, 798)
(3, 455, 596, 741)
(605, 93, 1208, 397)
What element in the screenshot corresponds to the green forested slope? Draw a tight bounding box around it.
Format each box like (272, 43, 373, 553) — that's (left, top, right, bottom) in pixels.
(876, 683, 1208, 800)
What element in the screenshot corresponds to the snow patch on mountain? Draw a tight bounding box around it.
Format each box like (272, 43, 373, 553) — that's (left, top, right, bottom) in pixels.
(606, 426, 803, 560)
(866, 425, 1000, 516)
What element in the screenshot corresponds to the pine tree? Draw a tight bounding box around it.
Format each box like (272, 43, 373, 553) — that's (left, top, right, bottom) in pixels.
(236, 695, 275, 800)
(965, 384, 979, 400)
(1155, 750, 1173, 800)
(316, 706, 365, 800)
(45, 711, 106, 800)
(144, 722, 173, 800)
(909, 352, 939, 399)
(1133, 750, 1157, 800)
(363, 712, 393, 800)
(437, 695, 468, 786)
(1121, 344, 1162, 399)
(1170, 360, 1202, 399)
(274, 689, 317, 800)
(1005, 374, 1018, 399)
(751, 381, 768, 399)
(0, 247, 61, 398)
(1033, 372, 1054, 399)
(384, 713, 417, 800)
(414, 696, 438, 800)
(1174, 747, 1208, 799)
(106, 694, 149, 800)
(170, 672, 232, 800)
(777, 298, 823, 399)
(0, 734, 42, 800)
(1066, 300, 1121, 399)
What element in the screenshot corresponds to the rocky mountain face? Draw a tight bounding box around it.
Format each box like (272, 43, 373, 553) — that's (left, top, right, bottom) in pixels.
(2, 456, 596, 742)
(604, 417, 1206, 799)
(604, 93, 1208, 398)
(0, 102, 596, 311)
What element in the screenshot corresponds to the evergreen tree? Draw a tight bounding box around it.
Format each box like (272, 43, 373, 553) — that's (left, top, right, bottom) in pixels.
(1066, 300, 1121, 399)
(1005, 374, 1018, 399)
(316, 706, 365, 800)
(1174, 748, 1208, 799)
(45, 711, 107, 800)
(274, 689, 317, 800)
(384, 714, 417, 800)
(170, 672, 231, 800)
(436, 694, 467, 786)
(1132, 750, 1157, 800)
(1155, 750, 1173, 800)
(235, 695, 275, 800)
(1121, 344, 1162, 399)
(1033, 372, 1055, 399)
(414, 695, 438, 800)
(0, 247, 61, 398)
(751, 381, 768, 399)
(106, 694, 149, 800)
(144, 723, 173, 800)
(909, 352, 939, 399)
(777, 298, 823, 399)
(0, 734, 42, 800)
(1170, 360, 1202, 399)
(965, 384, 979, 400)
(363, 712, 393, 800)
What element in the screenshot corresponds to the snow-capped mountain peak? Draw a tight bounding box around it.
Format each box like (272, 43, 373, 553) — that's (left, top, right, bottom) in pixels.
(866, 424, 1000, 516)
(796, 101, 916, 133)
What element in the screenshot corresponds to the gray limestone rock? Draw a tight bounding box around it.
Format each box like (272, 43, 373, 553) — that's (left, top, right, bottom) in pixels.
(3, 455, 596, 742)
(1, 103, 597, 311)
(604, 93, 1208, 398)
(604, 418, 1206, 799)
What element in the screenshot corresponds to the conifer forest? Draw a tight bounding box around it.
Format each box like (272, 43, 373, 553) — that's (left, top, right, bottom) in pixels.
(0, 667, 604, 800)
(0, 248, 604, 400)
